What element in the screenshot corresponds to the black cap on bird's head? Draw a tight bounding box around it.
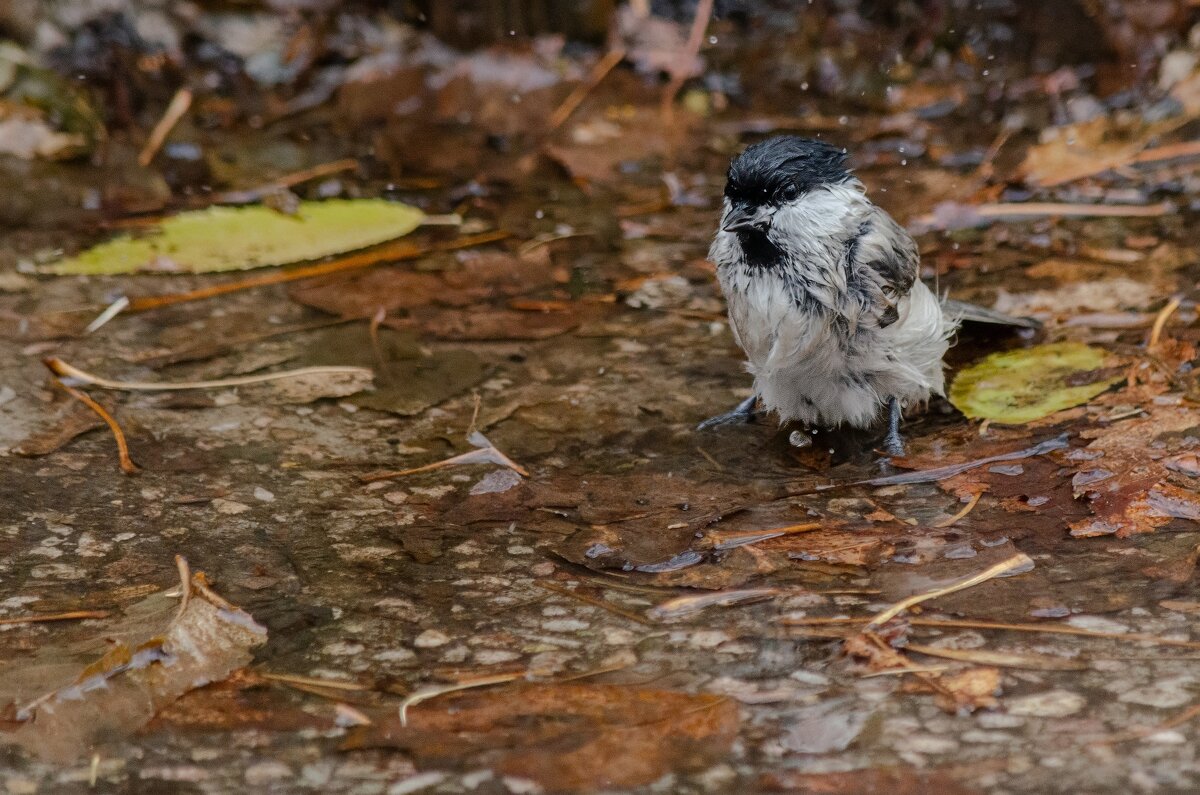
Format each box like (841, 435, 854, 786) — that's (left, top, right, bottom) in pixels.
(722, 136, 851, 233)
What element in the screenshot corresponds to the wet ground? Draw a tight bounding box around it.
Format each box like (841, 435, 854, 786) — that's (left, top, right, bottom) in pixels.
(4, 3, 1200, 793)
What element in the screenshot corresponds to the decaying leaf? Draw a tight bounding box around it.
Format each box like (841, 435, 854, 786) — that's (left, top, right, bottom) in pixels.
(1068, 403, 1200, 537)
(11, 403, 102, 456)
(949, 342, 1123, 424)
(243, 367, 374, 404)
(288, 247, 600, 341)
(780, 697, 876, 754)
(46, 200, 425, 275)
(0, 563, 266, 762)
(1016, 115, 1180, 187)
(343, 684, 738, 792)
(902, 666, 1002, 715)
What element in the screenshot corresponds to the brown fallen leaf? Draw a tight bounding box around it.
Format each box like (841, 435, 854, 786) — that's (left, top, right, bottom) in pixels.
(902, 666, 1002, 715)
(1017, 115, 1191, 187)
(11, 403, 102, 456)
(1067, 403, 1200, 538)
(343, 684, 738, 793)
(843, 631, 913, 674)
(289, 247, 602, 341)
(0, 559, 266, 762)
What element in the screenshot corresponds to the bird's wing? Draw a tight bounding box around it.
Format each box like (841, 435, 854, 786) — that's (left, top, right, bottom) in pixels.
(847, 208, 1041, 330)
(846, 206, 920, 328)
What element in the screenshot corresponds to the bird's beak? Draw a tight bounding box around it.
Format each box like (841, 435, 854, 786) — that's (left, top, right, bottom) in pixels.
(722, 204, 771, 233)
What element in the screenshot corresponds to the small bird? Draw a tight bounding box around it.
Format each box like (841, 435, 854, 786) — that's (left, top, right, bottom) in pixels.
(700, 136, 1031, 455)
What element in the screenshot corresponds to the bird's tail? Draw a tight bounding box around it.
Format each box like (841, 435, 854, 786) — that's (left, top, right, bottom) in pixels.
(939, 297, 1041, 329)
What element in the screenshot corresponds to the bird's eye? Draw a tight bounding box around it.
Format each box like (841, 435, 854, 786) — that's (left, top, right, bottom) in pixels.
(780, 184, 800, 201)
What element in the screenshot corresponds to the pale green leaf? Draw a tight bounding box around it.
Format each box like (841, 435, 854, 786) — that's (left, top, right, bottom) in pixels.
(949, 342, 1123, 425)
(47, 199, 426, 275)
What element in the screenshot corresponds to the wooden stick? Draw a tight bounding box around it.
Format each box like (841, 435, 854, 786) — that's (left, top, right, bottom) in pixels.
(1148, 296, 1182, 349)
(46, 373, 139, 474)
(548, 48, 626, 131)
(125, 231, 508, 313)
(138, 88, 193, 167)
(0, 610, 110, 626)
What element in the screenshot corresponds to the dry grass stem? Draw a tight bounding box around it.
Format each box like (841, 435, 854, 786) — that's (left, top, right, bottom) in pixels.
(138, 88, 193, 166)
(537, 580, 652, 625)
(0, 610, 110, 626)
(549, 48, 626, 131)
(399, 673, 523, 727)
(46, 357, 371, 392)
(1148, 296, 1182, 349)
(125, 230, 508, 312)
(47, 372, 139, 474)
(934, 491, 984, 528)
(865, 553, 1033, 629)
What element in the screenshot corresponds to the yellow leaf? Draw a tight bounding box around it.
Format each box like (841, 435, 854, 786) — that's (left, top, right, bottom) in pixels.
(47, 199, 425, 275)
(950, 342, 1123, 424)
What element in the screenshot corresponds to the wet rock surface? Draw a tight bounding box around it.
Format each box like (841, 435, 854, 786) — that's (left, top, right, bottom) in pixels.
(3, 2, 1200, 793)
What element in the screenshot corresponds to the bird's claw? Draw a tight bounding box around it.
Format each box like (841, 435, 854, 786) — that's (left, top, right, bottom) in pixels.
(696, 395, 759, 431)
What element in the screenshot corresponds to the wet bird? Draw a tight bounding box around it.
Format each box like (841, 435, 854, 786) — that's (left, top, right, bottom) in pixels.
(700, 136, 1034, 455)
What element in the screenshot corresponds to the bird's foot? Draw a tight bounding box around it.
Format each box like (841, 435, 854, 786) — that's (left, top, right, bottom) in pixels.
(697, 395, 759, 431)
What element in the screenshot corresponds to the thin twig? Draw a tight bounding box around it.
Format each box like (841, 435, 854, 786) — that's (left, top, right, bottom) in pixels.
(45, 357, 371, 392)
(190, 571, 239, 611)
(46, 373, 139, 474)
(125, 230, 509, 313)
(537, 581, 651, 625)
(399, 673, 522, 727)
(860, 664, 952, 678)
(467, 392, 482, 436)
(0, 610, 110, 626)
(661, 0, 714, 123)
(260, 672, 370, 691)
(174, 554, 192, 620)
(706, 522, 822, 551)
(784, 616, 1200, 650)
(647, 587, 782, 621)
(84, 295, 130, 335)
(548, 48, 626, 131)
(1148, 296, 1182, 349)
(1097, 701, 1200, 745)
(974, 201, 1173, 219)
(933, 491, 983, 528)
(368, 306, 388, 376)
(865, 554, 1033, 629)
(794, 434, 1069, 494)
(212, 158, 359, 205)
(904, 641, 1087, 671)
(362, 435, 528, 483)
(138, 88, 193, 167)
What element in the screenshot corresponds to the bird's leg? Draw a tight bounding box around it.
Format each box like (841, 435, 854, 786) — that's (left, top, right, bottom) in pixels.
(697, 395, 759, 430)
(883, 396, 905, 456)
